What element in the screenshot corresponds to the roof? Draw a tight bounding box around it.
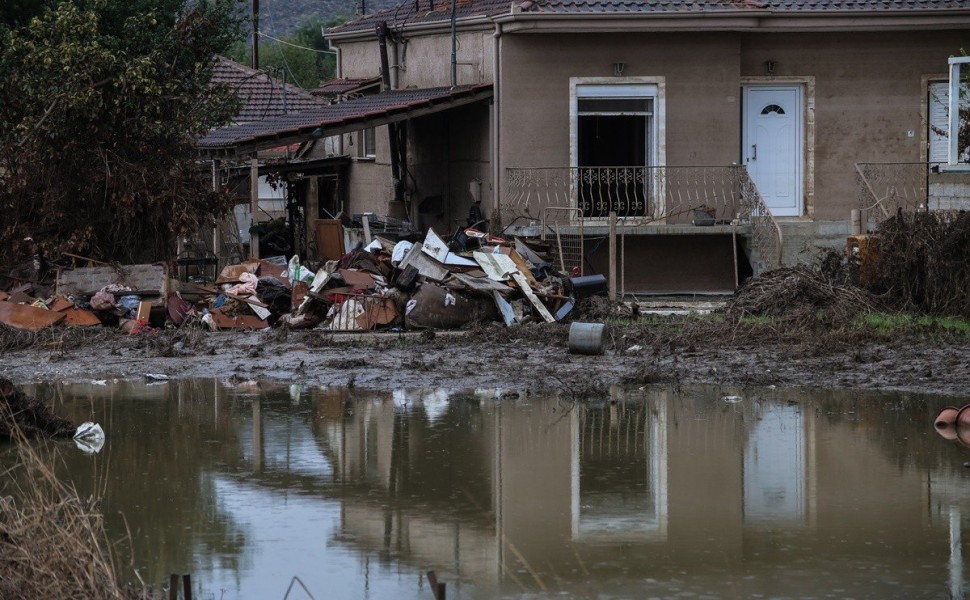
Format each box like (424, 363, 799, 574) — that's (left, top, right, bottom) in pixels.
(329, 0, 511, 35)
(198, 83, 494, 156)
(212, 56, 328, 123)
(328, 0, 970, 34)
(311, 76, 383, 97)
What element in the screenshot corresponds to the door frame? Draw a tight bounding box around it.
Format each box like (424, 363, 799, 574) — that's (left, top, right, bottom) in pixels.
(741, 77, 815, 219)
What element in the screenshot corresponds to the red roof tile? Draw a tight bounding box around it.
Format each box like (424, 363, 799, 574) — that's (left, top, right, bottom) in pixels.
(311, 76, 383, 97)
(212, 56, 328, 123)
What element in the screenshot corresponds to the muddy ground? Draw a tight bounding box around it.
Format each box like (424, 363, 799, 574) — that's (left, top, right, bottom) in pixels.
(2, 319, 969, 398)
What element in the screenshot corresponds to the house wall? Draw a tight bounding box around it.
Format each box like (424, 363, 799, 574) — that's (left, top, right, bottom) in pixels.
(339, 102, 492, 229)
(739, 30, 968, 221)
(338, 29, 494, 88)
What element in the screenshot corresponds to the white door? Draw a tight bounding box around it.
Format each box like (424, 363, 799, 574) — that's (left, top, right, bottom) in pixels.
(743, 86, 803, 217)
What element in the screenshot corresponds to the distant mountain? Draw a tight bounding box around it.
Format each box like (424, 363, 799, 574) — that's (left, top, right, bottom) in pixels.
(255, 0, 403, 35)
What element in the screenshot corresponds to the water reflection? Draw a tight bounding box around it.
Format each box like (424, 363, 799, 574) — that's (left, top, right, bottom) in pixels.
(8, 381, 970, 599)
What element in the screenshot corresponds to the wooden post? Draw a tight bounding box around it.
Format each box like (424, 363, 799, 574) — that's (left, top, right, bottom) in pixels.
(426, 571, 446, 600)
(211, 161, 220, 264)
(249, 156, 260, 258)
(362, 214, 372, 244)
(169, 574, 180, 600)
(608, 211, 617, 302)
(183, 574, 193, 600)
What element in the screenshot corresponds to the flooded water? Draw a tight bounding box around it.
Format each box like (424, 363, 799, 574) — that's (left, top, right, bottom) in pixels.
(5, 380, 970, 600)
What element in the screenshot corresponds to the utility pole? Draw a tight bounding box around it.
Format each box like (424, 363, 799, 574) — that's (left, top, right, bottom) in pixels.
(252, 0, 259, 69)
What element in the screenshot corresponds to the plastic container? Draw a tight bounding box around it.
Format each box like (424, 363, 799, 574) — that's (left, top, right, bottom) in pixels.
(935, 406, 960, 428)
(569, 322, 606, 355)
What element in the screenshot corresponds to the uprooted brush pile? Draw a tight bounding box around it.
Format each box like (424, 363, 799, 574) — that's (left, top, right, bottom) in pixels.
(725, 259, 879, 325)
(0, 378, 73, 439)
(872, 210, 970, 316)
(0, 417, 156, 600)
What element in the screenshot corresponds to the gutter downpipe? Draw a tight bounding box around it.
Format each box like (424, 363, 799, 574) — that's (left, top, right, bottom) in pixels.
(450, 0, 458, 87)
(491, 22, 501, 232)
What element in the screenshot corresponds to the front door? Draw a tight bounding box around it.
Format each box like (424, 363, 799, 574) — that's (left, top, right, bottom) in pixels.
(743, 86, 803, 217)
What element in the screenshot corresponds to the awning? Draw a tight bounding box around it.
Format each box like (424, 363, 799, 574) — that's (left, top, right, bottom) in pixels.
(198, 83, 493, 157)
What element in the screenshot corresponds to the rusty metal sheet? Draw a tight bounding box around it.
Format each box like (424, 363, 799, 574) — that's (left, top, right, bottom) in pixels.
(0, 291, 8, 302)
(209, 309, 268, 330)
(0, 302, 66, 331)
(355, 297, 399, 329)
(339, 269, 377, 290)
(57, 264, 167, 297)
(62, 308, 102, 327)
(48, 296, 74, 312)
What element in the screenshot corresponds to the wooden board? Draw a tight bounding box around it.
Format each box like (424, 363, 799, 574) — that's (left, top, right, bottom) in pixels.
(314, 219, 346, 262)
(511, 272, 555, 323)
(48, 296, 74, 312)
(355, 297, 399, 329)
(57, 263, 167, 297)
(0, 302, 66, 331)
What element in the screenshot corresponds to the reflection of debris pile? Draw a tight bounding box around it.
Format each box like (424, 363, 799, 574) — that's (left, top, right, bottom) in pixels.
(0, 378, 74, 439)
(0, 228, 607, 335)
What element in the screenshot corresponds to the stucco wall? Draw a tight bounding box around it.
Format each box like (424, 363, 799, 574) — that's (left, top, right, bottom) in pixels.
(341, 102, 492, 227)
(740, 30, 966, 221)
(498, 32, 743, 220)
(337, 28, 494, 88)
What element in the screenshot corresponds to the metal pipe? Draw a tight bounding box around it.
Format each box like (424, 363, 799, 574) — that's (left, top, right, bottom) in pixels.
(450, 0, 457, 87)
(490, 24, 502, 231)
(251, 0, 259, 69)
(377, 22, 404, 203)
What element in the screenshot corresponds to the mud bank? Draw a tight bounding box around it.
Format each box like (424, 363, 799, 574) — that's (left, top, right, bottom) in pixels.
(2, 322, 969, 398)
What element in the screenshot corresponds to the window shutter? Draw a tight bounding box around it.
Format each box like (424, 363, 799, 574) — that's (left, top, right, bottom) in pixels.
(929, 81, 948, 164)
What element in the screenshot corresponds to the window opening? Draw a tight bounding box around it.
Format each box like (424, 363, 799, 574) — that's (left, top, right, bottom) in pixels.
(760, 104, 785, 115)
(576, 86, 653, 218)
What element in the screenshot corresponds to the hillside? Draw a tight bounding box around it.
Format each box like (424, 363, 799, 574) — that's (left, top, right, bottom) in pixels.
(256, 0, 402, 35)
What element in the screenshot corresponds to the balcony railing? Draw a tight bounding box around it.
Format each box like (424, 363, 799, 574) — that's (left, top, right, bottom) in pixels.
(855, 162, 970, 222)
(503, 165, 783, 270)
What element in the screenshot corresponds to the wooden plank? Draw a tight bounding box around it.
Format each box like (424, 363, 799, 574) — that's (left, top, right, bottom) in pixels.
(339, 269, 377, 290)
(451, 272, 513, 295)
(48, 296, 73, 312)
(314, 219, 346, 262)
(136, 300, 152, 322)
(362, 214, 372, 244)
(57, 263, 167, 298)
(0, 302, 66, 331)
(512, 272, 555, 323)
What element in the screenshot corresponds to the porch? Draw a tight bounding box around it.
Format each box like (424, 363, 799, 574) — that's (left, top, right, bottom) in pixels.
(502, 165, 782, 296)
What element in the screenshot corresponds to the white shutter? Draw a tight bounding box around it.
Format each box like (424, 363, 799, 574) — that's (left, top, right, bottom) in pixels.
(929, 81, 948, 164)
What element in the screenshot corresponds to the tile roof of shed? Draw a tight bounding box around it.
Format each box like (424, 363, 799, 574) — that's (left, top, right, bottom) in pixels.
(311, 76, 383, 97)
(199, 83, 493, 155)
(212, 56, 328, 123)
(328, 0, 970, 33)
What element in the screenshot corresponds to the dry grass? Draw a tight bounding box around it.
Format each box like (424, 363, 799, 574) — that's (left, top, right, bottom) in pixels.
(0, 409, 157, 600)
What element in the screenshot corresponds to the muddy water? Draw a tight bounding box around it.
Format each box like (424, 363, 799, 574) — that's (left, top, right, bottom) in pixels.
(7, 380, 970, 600)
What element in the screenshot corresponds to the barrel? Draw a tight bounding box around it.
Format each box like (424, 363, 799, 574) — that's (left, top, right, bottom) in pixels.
(569, 322, 606, 355)
(935, 406, 959, 428)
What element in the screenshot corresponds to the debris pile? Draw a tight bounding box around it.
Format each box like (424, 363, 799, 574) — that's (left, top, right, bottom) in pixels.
(0, 229, 605, 335)
(185, 228, 592, 332)
(0, 263, 167, 333)
(725, 264, 877, 323)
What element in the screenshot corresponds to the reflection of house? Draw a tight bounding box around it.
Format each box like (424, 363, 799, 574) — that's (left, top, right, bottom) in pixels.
(300, 387, 943, 596)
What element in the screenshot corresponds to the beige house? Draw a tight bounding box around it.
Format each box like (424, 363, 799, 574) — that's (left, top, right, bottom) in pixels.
(201, 1, 970, 293)
(323, 0, 970, 292)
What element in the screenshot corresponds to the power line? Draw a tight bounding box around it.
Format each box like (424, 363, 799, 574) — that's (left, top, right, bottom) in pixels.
(257, 31, 337, 55)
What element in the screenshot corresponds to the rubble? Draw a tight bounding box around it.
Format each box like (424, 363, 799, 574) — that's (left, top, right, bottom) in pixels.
(0, 226, 601, 338)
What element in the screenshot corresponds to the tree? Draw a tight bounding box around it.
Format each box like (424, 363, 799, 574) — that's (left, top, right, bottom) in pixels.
(0, 0, 244, 265)
(226, 16, 341, 90)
